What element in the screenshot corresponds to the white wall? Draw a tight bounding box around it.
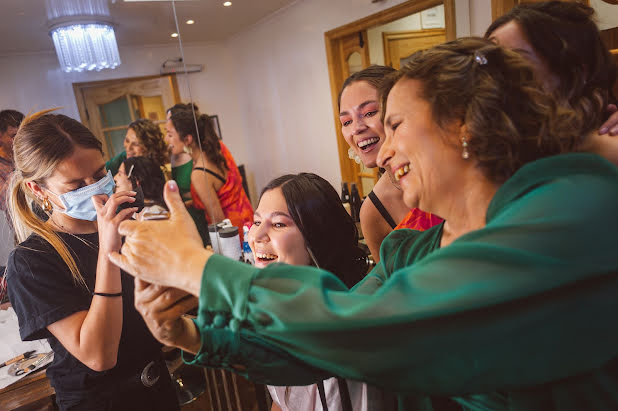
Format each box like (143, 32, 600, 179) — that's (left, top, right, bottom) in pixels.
(591, 0, 618, 31)
(468, 0, 492, 36)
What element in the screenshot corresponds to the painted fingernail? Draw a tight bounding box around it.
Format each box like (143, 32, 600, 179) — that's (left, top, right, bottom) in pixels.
(168, 180, 178, 191)
(600, 127, 608, 134)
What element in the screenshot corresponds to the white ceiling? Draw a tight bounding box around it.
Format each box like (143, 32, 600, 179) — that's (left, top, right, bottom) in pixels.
(0, 0, 298, 55)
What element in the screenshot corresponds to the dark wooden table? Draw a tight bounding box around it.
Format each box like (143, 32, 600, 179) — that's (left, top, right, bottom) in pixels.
(0, 369, 55, 410)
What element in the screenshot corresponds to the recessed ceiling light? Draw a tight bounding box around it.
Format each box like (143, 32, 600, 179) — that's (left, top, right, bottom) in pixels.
(171, 33, 179, 38)
(223, 1, 232, 6)
(186, 19, 194, 25)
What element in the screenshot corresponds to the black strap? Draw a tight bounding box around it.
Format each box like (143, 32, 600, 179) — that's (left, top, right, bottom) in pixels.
(193, 167, 226, 183)
(317, 380, 329, 411)
(368, 191, 397, 229)
(336, 377, 353, 411)
(92, 291, 123, 297)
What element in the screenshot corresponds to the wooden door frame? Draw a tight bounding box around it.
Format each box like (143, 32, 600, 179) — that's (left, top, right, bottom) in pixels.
(383, 28, 447, 68)
(325, 0, 456, 184)
(73, 73, 181, 130)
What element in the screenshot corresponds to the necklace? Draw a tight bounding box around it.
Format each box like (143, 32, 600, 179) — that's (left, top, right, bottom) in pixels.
(49, 215, 69, 233)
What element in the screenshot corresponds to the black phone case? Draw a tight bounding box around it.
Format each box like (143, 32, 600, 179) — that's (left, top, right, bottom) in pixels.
(117, 185, 145, 214)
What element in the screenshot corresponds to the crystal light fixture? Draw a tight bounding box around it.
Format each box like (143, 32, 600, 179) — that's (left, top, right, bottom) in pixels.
(46, 0, 121, 73)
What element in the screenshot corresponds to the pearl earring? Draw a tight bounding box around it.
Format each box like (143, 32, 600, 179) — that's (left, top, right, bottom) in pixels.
(461, 137, 470, 160)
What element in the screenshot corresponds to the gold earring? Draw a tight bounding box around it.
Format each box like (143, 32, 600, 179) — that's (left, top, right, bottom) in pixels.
(461, 137, 470, 160)
(183, 145, 193, 155)
(42, 198, 53, 213)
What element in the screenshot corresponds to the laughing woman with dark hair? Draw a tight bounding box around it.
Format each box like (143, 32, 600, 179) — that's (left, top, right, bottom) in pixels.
(250, 173, 377, 411)
(255, 173, 367, 286)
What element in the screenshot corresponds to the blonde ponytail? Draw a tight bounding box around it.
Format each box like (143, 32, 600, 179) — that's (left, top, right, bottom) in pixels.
(8, 108, 103, 288)
(7, 173, 86, 287)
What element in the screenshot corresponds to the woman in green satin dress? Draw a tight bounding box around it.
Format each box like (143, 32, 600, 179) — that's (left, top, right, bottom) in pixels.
(112, 38, 618, 411)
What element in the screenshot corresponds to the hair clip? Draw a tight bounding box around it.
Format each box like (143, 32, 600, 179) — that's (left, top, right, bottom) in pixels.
(127, 164, 135, 178)
(474, 51, 488, 66)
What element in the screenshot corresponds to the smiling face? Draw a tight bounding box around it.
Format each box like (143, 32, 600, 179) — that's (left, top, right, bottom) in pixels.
(113, 162, 133, 193)
(488, 21, 558, 92)
(124, 128, 146, 158)
(378, 78, 464, 211)
(339, 81, 384, 168)
(248, 187, 311, 268)
(165, 119, 186, 156)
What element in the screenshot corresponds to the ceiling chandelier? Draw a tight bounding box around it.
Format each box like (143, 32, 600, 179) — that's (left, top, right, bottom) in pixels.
(46, 0, 121, 73)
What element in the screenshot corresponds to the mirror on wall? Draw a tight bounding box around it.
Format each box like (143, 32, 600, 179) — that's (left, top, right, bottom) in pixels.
(0, 0, 296, 161)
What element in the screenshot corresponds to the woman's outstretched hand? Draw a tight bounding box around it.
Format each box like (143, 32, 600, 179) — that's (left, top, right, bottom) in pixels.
(109, 181, 211, 296)
(134, 278, 201, 353)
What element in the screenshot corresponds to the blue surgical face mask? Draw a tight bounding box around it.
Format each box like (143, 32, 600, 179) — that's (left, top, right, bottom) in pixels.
(48, 171, 116, 221)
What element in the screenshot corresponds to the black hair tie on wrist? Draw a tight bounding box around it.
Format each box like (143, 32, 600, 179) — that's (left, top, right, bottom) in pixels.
(92, 292, 123, 297)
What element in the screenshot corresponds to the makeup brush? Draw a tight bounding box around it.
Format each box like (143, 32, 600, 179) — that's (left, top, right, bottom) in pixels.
(0, 350, 36, 369)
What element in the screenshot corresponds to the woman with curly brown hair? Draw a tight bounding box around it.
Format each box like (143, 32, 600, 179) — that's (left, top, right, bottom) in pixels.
(114, 38, 618, 410)
(105, 118, 169, 175)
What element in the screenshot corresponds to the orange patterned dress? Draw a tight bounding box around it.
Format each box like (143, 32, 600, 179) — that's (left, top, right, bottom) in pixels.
(394, 208, 443, 231)
(190, 141, 254, 242)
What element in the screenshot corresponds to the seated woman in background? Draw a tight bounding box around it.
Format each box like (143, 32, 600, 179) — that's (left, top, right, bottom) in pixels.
(166, 103, 209, 245)
(166, 107, 253, 240)
(112, 38, 618, 410)
(486, 1, 618, 165)
(6, 111, 178, 410)
(250, 173, 373, 411)
(339, 66, 441, 261)
(114, 156, 168, 221)
(106, 118, 169, 176)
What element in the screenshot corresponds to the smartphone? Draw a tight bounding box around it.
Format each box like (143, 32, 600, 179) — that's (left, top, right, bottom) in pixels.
(117, 185, 145, 214)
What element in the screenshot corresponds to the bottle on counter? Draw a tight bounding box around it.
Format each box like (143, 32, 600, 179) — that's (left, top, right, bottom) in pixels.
(341, 182, 351, 216)
(242, 225, 254, 265)
(218, 226, 242, 261)
(341, 182, 350, 203)
(350, 183, 362, 223)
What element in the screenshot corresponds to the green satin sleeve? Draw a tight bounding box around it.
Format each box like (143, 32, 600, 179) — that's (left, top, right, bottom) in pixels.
(185, 154, 618, 398)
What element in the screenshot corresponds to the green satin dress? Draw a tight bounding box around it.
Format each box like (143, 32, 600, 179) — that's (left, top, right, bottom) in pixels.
(172, 160, 210, 246)
(184, 153, 618, 410)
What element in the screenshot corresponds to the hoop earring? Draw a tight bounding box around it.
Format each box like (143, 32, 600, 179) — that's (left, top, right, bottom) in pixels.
(461, 137, 470, 160)
(42, 198, 53, 213)
(183, 145, 193, 155)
